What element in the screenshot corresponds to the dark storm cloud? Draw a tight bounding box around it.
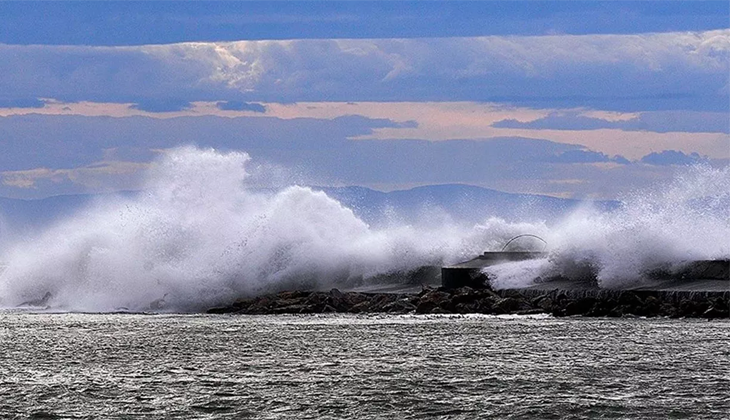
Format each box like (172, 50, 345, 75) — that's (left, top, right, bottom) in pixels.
(640, 150, 706, 166)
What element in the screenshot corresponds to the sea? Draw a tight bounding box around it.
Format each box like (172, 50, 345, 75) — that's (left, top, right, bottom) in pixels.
(1, 312, 728, 419)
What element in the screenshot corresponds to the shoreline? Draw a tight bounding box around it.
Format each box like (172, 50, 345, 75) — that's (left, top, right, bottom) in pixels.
(207, 286, 729, 319)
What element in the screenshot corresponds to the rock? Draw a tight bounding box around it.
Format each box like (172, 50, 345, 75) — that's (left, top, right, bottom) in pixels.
(277, 290, 310, 300)
(500, 290, 524, 299)
(564, 298, 596, 316)
(530, 294, 549, 307)
(537, 297, 554, 312)
(382, 300, 416, 313)
(476, 296, 497, 313)
(304, 293, 327, 306)
(430, 307, 451, 314)
(477, 289, 501, 300)
(514, 308, 546, 315)
(702, 306, 728, 319)
(618, 292, 643, 308)
(678, 299, 699, 317)
(451, 289, 479, 305)
(585, 301, 610, 317)
(608, 304, 633, 318)
(349, 301, 370, 313)
(418, 286, 435, 297)
(454, 302, 478, 314)
(416, 300, 439, 314)
(273, 304, 309, 314)
(320, 305, 338, 313)
(641, 296, 661, 317)
(369, 294, 397, 312)
(204, 287, 727, 318)
(247, 296, 275, 314)
(345, 292, 369, 306)
(420, 290, 451, 306)
(275, 297, 308, 308)
(493, 297, 520, 314)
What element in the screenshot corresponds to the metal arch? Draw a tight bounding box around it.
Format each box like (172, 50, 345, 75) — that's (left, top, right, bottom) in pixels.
(500, 234, 547, 252)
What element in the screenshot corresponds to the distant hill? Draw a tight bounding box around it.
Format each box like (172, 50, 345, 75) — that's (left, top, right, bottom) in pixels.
(317, 184, 618, 226)
(0, 185, 619, 236)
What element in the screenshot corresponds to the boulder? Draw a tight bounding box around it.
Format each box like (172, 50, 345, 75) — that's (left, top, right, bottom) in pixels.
(564, 298, 597, 316)
(419, 290, 451, 306)
(493, 297, 520, 314)
(382, 300, 416, 314)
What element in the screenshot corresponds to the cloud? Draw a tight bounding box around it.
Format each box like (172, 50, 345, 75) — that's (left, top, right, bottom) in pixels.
(1, 161, 148, 190)
(216, 101, 266, 112)
(130, 99, 192, 113)
(493, 111, 730, 133)
(0, 113, 724, 200)
(640, 150, 706, 166)
(0, 30, 727, 111)
(549, 150, 628, 164)
(0, 114, 418, 172)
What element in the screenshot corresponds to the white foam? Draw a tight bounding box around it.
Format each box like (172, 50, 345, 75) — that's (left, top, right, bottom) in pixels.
(0, 147, 534, 312)
(1, 147, 726, 311)
(485, 164, 730, 289)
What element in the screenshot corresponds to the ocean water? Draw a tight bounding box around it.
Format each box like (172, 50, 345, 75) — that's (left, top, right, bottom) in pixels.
(1, 313, 728, 419)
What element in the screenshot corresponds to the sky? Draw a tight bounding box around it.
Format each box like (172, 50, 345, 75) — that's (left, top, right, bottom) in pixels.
(0, 1, 728, 200)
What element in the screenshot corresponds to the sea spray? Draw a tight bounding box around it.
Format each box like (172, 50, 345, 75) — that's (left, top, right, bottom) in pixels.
(0, 147, 532, 312)
(1, 148, 727, 311)
(485, 164, 730, 289)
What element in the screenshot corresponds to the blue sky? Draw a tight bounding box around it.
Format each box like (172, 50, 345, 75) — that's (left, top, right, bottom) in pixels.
(0, 1, 727, 199)
(1, 2, 728, 44)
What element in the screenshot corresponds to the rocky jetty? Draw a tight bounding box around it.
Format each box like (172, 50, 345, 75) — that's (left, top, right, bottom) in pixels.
(208, 287, 729, 319)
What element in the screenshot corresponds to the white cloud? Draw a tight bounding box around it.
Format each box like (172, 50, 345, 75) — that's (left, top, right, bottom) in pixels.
(1, 162, 148, 190)
(0, 30, 726, 110)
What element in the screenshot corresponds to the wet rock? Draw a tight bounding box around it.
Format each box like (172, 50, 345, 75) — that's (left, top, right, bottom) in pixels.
(454, 302, 478, 314)
(277, 290, 310, 300)
(273, 304, 309, 314)
(321, 304, 338, 313)
(678, 299, 700, 317)
(304, 293, 327, 306)
(702, 306, 728, 319)
(514, 308, 546, 315)
(618, 292, 643, 308)
(420, 290, 451, 306)
(530, 294, 548, 306)
(429, 307, 451, 314)
(476, 296, 497, 314)
(205, 287, 727, 318)
(275, 297, 308, 308)
(349, 301, 370, 313)
(536, 297, 554, 312)
(416, 300, 439, 314)
(247, 296, 275, 314)
(377, 294, 399, 309)
(564, 298, 596, 316)
(345, 292, 369, 306)
(641, 296, 661, 316)
(493, 297, 520, 314)
(382, 300, 416, 314)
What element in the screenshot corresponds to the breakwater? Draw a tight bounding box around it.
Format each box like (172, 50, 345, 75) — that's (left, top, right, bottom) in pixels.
(208, 286, 729, 319)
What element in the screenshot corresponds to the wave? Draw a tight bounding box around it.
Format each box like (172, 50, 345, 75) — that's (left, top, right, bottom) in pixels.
(0, 147, 727, 312)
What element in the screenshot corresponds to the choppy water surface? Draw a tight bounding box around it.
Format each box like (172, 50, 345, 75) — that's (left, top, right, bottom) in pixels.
(0, 314, 728, 419)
